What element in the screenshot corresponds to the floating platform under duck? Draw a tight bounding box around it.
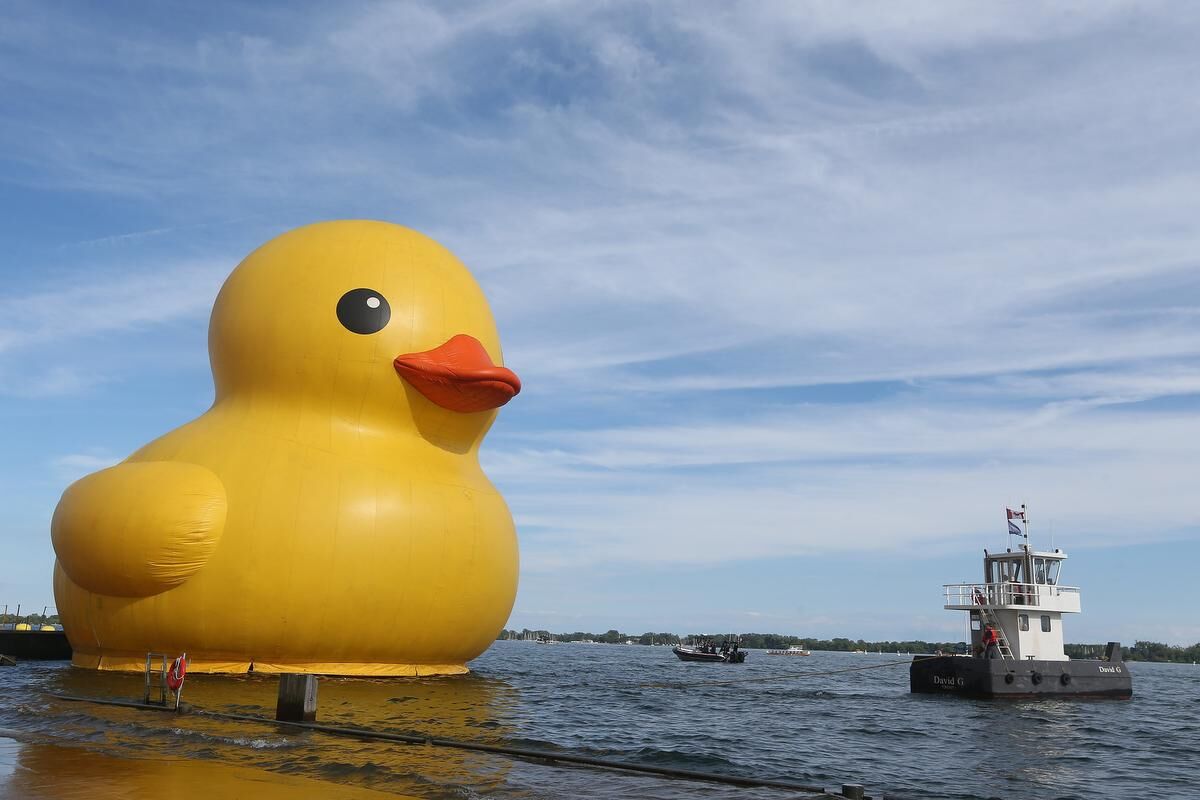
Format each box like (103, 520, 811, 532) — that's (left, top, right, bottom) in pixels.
(0, 630, 72, 661)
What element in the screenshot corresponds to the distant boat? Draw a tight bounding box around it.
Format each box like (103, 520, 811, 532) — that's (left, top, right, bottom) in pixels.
(767, 645, 811, 656)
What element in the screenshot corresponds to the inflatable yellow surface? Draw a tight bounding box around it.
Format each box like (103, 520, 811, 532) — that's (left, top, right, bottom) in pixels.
(51, 221, 521, 675)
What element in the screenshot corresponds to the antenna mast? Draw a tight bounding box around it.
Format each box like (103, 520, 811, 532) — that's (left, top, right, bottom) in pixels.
(1022, 503, 1030, 551)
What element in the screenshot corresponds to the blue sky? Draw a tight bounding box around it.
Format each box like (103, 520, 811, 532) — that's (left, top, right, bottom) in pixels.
(2, 2, 1199, 645)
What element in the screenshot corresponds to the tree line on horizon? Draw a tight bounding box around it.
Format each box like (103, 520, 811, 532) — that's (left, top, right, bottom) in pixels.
(1120, 641, 1200, 663)
(5, 618, 1193, 662)
(498, 629, 968, 653)
(498, 629, 1200, 662)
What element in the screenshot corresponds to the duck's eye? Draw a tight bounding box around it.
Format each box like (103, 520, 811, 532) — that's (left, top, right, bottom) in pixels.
(336, 288, 391, 335)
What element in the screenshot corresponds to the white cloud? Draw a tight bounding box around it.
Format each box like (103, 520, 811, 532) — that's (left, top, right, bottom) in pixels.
(0, 261, 225, 355)
(50, 453, 122, 482)
(0, 259, 227, 395)
(507, 453, 1198, 570)
(0, 366, 105, 398)
(489, 389, 1200, 570)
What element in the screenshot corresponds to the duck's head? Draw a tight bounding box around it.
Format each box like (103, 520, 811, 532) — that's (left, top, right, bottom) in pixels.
(209, 221, 520, 450)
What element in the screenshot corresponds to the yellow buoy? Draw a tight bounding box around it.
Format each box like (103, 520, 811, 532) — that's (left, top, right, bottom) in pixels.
(51, 221, 521, 676)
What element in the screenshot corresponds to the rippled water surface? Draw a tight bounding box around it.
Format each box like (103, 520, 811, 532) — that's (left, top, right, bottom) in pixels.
(1, 643, 1196, 799)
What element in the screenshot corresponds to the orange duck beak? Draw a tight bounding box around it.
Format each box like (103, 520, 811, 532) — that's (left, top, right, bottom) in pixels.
(394, 334, 521, 413)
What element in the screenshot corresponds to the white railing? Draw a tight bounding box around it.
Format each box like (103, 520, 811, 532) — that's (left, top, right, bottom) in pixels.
(943, 582, 1081, 612)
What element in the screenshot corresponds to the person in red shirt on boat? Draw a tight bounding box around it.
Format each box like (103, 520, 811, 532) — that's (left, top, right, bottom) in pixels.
(981, 624, 1001, 659)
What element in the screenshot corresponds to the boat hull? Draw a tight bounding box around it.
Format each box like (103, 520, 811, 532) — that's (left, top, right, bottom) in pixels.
(672, 646, 745, 663)
(910, 655, 1131, 698)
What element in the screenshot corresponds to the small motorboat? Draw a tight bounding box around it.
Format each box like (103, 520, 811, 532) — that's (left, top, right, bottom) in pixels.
(672, 636, 746, 663)
(767, 645, 811, 656)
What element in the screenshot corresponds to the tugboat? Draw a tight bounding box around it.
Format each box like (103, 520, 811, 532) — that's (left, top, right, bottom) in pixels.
(672, 635, 746, 663)
(910, 505, 1132, 698)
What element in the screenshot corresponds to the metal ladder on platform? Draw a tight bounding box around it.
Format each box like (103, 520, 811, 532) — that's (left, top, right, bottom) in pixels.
(978, 606, 1014, 660)
(144, 653, 169, 706)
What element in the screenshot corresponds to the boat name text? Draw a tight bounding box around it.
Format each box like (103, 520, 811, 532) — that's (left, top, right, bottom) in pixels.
(932, 675, 965, 687)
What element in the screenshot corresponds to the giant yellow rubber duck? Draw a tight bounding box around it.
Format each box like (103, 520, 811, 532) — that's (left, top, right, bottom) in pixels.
(50, 221, 521, 675)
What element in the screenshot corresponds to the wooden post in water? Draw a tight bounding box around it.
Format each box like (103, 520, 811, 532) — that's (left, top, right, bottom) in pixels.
(841, 784, 865, 799)
(276, 674, 318, 722)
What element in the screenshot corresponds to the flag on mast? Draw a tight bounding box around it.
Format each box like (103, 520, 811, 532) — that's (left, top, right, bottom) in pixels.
(1008, 520, 1024, 536)
(1007, 507, 1025, 521)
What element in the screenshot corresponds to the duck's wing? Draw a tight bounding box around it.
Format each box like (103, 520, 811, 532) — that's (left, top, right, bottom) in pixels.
(51, 461, 227, 597)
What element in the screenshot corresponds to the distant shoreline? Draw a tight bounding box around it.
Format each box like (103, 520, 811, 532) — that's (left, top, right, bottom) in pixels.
(497, 629, 1200, 663)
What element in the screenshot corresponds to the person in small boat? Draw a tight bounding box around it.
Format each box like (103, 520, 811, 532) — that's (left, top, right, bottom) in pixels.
(981, 624, 1000, 659)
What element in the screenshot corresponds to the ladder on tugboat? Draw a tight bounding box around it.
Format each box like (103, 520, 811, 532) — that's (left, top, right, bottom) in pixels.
(978, 604, 1014, 660)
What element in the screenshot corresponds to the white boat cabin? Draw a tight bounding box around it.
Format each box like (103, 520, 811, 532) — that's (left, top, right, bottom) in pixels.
(944, 545, 1080, 661)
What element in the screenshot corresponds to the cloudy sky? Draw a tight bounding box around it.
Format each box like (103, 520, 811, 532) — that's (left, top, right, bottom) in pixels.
(2, 1, 1198, 645)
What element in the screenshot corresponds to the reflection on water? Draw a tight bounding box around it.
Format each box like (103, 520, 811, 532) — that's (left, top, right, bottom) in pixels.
(952, 698, 1093, 794)
(1, 646, 1197, 799)
(0, 738, 411, 799)
(0, 741, 13, 783)
(4, 664, 519, 798)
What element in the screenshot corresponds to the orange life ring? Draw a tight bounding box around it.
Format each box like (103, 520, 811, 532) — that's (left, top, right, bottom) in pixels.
(166, 655, 188, 691)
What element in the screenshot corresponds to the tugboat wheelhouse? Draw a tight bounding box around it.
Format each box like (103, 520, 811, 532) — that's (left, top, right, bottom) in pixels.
(944, 546, 1078, 662)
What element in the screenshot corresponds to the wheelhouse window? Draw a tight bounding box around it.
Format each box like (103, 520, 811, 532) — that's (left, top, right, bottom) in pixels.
(989, 558, 1022, 582)
(1019, 614, 1029, 631)
(1034, 558, 1047, 584)
(1046, 560, 1061, 585)
(1041, 615, 1052, 632)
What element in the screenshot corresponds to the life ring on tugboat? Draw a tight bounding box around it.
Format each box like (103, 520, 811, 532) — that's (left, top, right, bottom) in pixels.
(166, 655, 188, 691)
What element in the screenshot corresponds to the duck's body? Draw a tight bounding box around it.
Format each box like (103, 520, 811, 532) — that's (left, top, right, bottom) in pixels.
(52, 221, 520, 675)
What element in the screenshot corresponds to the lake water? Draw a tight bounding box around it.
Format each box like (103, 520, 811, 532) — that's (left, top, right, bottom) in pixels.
(1, 642, 1197, 799)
